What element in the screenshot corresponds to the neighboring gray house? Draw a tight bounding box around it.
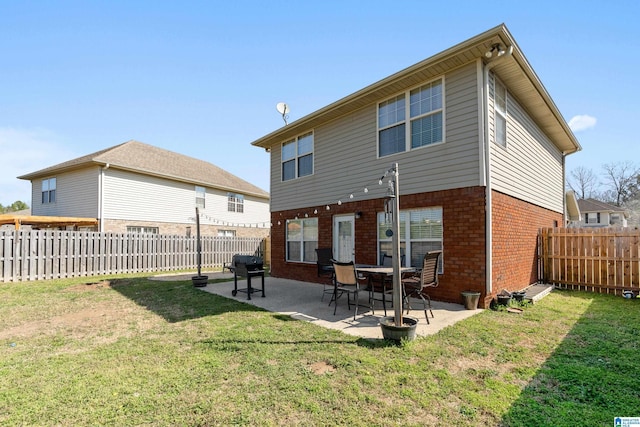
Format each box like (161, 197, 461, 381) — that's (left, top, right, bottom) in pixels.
(577, 198, 628, 228)
(250, 24, 581, 308)
(18, 140, 270, 237)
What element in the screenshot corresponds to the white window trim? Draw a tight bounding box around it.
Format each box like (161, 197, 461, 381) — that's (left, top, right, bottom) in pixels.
(281, 131, 314, 181)
(227, 193, 244, 213)
(494, 78, 508, 148)
(195, 186, 206, 209)
(41, 177, 57, 204)
(286, 217, 318, 263)
(376, 77, 446, 158)
(127, 226, 159, 234)
(377, 207, 443, 272)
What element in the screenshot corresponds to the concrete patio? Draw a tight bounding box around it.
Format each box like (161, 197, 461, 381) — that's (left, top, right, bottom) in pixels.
(152, 272, 483, 340)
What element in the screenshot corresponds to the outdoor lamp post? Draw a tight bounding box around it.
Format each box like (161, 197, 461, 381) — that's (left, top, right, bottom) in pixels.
(389, 163, 403, 326)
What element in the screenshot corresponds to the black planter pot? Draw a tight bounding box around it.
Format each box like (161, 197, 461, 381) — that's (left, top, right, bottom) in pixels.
(192, 275, 209, 287)
(512, 291, 526, 302)
(379, 316, 418, 342)
(497, 295, 512, 306)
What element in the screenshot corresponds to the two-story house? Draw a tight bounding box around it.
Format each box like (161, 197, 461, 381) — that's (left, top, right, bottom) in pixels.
(250, 24, 581, 308)
(18, 140, 270, 237)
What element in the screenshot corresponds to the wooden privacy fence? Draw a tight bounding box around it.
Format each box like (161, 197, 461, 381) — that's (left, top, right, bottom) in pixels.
(0, 230, 269, 283)
(539, 227, 640, 294)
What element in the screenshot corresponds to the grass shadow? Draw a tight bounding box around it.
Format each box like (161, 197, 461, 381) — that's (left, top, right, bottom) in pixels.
(110, 277, 265, 323)
(500, 291, 640, 426)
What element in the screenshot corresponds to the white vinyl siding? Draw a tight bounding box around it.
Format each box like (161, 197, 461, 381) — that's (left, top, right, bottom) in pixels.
(31, 167, 100, 217)
(102, 169, 269, 227)
(488, 73, 564, 213)
(270, 63, 481, 212)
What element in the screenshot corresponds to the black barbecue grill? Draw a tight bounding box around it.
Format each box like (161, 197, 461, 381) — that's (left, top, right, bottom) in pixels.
(230, 254, 265, 300)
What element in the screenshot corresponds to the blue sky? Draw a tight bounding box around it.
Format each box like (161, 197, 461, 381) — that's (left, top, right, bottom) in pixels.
(1, 0, 638, 205)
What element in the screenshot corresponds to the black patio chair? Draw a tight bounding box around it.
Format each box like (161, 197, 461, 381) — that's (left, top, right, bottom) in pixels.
(316, 248, 334, 301)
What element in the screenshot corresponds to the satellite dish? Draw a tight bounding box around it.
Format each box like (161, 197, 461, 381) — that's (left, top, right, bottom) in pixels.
(276, 102, 289, 115)
(276, 102, 290, 125)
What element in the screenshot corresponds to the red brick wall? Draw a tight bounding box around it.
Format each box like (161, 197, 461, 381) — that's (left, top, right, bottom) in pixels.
(490, 190, 562, 304)
(270, 188, 562, 309)
(270, 186, 488, 305)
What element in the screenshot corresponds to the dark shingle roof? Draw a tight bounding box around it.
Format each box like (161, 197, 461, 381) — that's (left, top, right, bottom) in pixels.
(577, 198, 627, 215)
(18, 140, 269, 199)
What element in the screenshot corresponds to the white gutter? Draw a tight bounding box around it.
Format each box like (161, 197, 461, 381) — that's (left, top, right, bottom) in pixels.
(482, 46, 513, 296)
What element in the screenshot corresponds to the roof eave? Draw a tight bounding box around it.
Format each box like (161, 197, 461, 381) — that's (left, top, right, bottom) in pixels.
(250, 24, 581, 156)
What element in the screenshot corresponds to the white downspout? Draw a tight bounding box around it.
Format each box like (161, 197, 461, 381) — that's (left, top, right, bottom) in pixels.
(99, 163, 110, 232)
(482, 46, 513, 296)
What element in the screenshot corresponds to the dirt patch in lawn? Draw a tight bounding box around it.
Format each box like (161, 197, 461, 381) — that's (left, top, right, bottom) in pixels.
(0, 280, 157, 343)
(309, 361, 336, 375)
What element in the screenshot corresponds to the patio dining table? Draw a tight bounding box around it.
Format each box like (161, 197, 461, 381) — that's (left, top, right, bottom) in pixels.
(356, 265, 416, 315)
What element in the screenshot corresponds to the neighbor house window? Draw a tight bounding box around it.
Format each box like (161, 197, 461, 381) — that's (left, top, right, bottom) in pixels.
(41, 177, 56, 204)
(195, 186, 206, 209)
(218, 230, 236, 237)
(281, 132, 313, 181)
(378, 78, 444, 157)
(495, 79, 507, 147)
(227, 193, 244, 213)
(378, 207, 443, 271)
(585, 213, 600, 224)
(127, 226, 159, 234)
(286, 217, 318, 262)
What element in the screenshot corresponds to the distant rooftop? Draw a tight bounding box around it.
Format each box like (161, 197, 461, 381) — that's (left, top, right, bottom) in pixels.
(18, 140, 269, 199)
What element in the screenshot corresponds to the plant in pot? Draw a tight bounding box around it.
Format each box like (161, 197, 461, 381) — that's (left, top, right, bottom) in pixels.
(378, 164, 418, 342)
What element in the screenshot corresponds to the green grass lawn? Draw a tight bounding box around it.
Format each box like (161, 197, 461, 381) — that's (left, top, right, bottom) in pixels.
(1, 275, 639, 426)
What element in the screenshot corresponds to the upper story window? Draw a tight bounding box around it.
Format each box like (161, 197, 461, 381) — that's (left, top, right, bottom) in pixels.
(195, 186, 206, 209)
(378, 78, 444, 157)
(228, 193, 244, 213)
(282, 132, 313, 181)
(41, 178, 56, 204)
(495, 79, 507, 147)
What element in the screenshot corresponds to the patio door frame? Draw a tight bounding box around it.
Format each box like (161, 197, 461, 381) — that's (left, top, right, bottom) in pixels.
(333, 214, 355, 263)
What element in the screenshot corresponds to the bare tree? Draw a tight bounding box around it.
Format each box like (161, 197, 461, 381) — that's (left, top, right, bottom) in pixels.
(566, 166, 599, 199)
(601, 161, 640, 206)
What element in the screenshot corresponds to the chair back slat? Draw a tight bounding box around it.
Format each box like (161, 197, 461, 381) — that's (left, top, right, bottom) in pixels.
(419, 251, 442, 290)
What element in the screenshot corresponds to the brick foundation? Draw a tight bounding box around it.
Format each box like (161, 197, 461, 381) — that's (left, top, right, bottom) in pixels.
(271, 186, 488, 305)
(271, 187, 563, 309)
(489, 191, 562, 306)
(102, 219, 269, 238)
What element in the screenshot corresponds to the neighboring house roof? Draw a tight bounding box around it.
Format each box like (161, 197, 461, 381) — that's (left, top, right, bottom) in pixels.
(577, 199, 629, 218)
(251, 23, 581, 156)
(18, 140, 269, 199)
